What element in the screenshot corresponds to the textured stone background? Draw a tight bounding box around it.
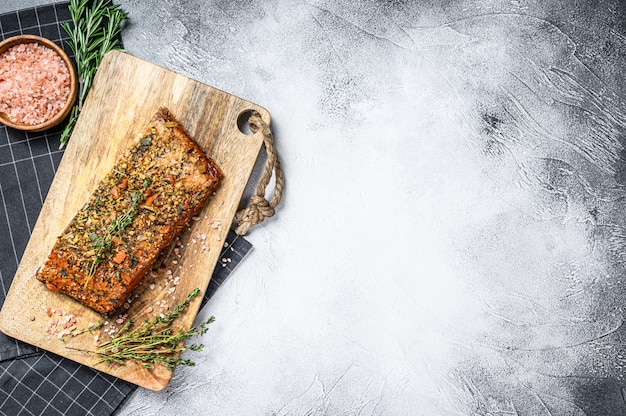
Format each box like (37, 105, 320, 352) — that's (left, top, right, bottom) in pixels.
(3, 1, 626, 415)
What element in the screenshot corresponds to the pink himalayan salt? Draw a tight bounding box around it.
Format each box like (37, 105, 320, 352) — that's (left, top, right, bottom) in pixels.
(0, 42, 71, 125)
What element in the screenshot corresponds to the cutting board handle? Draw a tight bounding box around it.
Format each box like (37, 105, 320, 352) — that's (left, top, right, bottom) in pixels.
(235, 111, 284, 235)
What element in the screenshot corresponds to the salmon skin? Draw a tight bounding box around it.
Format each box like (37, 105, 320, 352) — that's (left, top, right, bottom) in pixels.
(36, 108, 222, 314)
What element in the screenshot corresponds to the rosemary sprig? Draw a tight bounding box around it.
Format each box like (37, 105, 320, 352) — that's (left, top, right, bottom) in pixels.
(69, 288, 214, 370)
(59, 0, 128, 148)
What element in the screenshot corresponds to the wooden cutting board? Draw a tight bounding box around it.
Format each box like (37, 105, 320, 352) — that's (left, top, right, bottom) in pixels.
(0, 50, 269, 390)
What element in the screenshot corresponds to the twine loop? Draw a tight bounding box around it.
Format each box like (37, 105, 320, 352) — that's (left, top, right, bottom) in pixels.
(235, 111, 284, 235)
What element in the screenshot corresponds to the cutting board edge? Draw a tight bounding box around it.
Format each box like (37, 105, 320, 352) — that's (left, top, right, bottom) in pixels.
(0, 312, 174, 391)
(101, 50, 272, 127)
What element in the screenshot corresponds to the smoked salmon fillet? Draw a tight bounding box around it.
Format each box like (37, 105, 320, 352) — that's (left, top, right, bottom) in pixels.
(36, 108, 222, 314)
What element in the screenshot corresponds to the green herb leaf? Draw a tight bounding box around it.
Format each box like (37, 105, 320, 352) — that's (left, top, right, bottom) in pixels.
(84, 185, 147, 284)
(67, 289, 213, 370)
(59, 0, 128, 148)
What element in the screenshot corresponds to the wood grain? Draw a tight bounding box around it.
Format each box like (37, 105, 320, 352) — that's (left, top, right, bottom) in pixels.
(0, 51, 268, 390)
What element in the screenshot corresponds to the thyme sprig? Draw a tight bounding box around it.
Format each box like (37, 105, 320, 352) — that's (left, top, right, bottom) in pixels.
(60, 0, 128, 148)
(109, 190, 143, 235)
(84, 178, 152, 286)
(72, 320, 104, 337)
(69, 288, 214, 370)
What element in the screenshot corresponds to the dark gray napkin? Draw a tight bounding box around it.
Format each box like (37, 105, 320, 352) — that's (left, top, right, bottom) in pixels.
(0, 3, 251, 414)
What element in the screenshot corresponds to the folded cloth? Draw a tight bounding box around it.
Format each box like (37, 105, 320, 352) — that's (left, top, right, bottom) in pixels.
(0, 3, 252, 415)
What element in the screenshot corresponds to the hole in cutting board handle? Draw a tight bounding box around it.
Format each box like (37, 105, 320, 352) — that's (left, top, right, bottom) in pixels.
(237, 110, 256, 135)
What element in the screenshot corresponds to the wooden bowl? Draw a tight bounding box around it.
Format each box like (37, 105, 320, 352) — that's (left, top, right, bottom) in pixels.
(0, 35, 77, 132)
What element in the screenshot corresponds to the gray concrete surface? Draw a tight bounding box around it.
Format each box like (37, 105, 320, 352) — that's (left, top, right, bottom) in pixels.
(4, 1, 626, 415)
